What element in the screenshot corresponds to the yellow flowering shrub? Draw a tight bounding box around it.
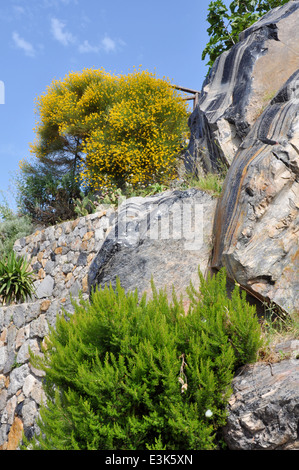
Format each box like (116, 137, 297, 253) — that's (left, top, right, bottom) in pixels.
(31, 68, 118, 161)
(30, 67, 189, 190)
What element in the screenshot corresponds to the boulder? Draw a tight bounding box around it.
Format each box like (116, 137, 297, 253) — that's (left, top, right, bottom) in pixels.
(212, 69, 299, 313)
(88, 189, 217, 304)
(223, 341, 299, 450)
(183, 1, 299, 313)
(185, 1, 299, 174)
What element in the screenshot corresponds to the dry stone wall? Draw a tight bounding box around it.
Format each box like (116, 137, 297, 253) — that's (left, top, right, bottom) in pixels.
(0, 207, 115, 450)
(14, 207, 115, 301)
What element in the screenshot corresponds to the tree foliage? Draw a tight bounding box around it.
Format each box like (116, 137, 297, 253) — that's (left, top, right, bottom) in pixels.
(0, 195, 32, 258)
(26, 269, 263, 450)
(16, 158, 81, 225)
(29, 67, 189, 193)
(202, 0, 290, 69)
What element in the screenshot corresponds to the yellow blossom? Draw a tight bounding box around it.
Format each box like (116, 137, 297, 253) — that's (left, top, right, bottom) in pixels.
(30, 66, 189, 190)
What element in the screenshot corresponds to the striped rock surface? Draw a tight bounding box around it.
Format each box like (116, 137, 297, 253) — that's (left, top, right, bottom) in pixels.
(88, 189, 217, 308)
(185, 1, 299, 174)
(212, 69, 299, 314)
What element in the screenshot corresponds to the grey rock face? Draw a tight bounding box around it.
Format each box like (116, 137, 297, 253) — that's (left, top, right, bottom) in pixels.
(185, 1, 299, 174)
(212, 69, 299, 313)
(89, 190, 217, 302)
(223, 342, 299, 450)
(182, 1, 299, 313)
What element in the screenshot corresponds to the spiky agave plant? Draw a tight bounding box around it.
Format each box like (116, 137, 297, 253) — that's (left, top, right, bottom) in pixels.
(0, 250, 35, 305)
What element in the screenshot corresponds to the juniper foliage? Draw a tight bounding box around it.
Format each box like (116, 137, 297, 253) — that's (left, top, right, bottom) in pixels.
(27, 268, 263, 450)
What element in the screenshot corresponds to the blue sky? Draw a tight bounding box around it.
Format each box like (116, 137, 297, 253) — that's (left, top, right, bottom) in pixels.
(0, 0, 228, 210)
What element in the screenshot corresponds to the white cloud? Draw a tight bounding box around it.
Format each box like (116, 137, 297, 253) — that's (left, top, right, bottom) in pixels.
(50, 17, 76, 46)
(78, 40, 99, 54)
(43, 0, 78, 7)
(13, 6, 26, 16)
(78, 35, 126, 55)
(12, 32, 35, 57)
(101, 35, 116, 53)
(60, 0, 78, 4)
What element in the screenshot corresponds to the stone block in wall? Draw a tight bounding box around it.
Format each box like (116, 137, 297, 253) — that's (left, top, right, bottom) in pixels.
(22, 401, 38, 429)
(16, 339, 39, 365)
(12, 305, 26, 329)
(5, 416, 23, 451)
(35, 275, 54, 299)
(0, 387, 7, 413)
(7, 365, 30, 397)
(30, 315, 49, 339)
(0, 347, 7, 374)
(23, 375, 46, 405)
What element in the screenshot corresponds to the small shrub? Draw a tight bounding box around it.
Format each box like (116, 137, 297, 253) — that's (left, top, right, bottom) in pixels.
(0, 215, 33, 259)
(0, 251, 35, 305)
(180, 172, 224, 197)
(98, 182, 171, 208)
(259, 303, 299, 353)
(0, 196, 33, 258)
(99, 187, 126, 208)
(26, 268, 262, 450)
(74, 191, 99, 217)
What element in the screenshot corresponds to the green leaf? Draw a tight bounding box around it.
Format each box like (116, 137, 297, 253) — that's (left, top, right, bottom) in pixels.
(203, 0, 290, 70)
(0, 250, 35, 305)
